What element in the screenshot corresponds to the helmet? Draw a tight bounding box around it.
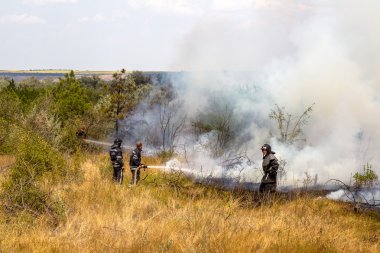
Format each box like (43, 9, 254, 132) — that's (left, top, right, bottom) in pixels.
(114, 138, 122, 146)
(136, 141, 143, 150)
(261, 144, 272, 154)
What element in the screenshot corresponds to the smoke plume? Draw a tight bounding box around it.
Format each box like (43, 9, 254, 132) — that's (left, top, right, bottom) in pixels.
(163, 0, 380, 187)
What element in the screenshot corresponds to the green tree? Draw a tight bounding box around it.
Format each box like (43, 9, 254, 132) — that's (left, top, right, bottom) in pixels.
(0, 85, 22, 123)
(53, 70, 92, 122)
(79, 75, 104, 89)
(193, 99, 239, 157)
(16, 78, 46, 112)
(104, 69, 151, 138)
(78, 75, 105, 104)
(129, 70, 151, 86)
(7, 78, 16, 90)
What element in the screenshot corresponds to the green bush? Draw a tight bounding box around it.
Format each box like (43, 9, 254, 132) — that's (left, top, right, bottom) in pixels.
(56, 117, 103, 153)
(20, 96, 62, 147)
(1, 129, 67, 219)
(0, 119, 12, 154)
(57, 118, 83, 152)
(353, 163, 378, 188)
(0, 87, 22, 123)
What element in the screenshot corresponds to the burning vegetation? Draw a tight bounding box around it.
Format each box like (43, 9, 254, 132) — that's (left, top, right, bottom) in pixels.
(0, 70, 379, 252)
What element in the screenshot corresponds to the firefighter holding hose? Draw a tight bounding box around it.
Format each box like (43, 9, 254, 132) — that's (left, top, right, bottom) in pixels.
(129, 141, 146, 185)
(109, 138, 124, 184)
(259, 144, 279, 193)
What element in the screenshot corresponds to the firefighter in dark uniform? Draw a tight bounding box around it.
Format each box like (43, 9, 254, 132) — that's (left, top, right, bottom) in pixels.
(129, 141, 144, 185)
(109, 138, 124, 184)
(259, 144, 279, 193)
(76, 127, 87, 139)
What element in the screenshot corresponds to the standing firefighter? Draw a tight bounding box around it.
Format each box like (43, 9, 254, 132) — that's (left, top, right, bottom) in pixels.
(129, 141, 144, 185)
(259, 144, 279, 193)
(109, 139, 124, 184)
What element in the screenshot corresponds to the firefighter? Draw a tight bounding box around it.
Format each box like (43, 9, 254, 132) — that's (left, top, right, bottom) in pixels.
(76, 127, 87, 139)
(129, 141, 144, 185)
(109, 138, 124, 184)
(259, 144, 279, 193)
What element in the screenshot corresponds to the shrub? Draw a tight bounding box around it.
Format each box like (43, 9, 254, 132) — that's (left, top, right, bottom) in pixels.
(1, 129, 67, 220)
(0, 86, 22, 123)
(192, 99, 240, 157)
(353, 163, 378, 188)
(269, 103, 314, 145)
(20, 96, 61, 147)
(0, 119, 13, 154)
(56, 118, 86, 152)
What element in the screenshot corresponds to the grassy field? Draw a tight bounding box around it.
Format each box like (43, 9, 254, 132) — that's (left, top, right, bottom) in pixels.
(0, 154, 379, 253)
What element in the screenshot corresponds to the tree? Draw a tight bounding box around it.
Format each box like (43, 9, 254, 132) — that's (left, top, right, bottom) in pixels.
(104, 69, 151, 138)
(148, 83, 186, 153)
(79, 75, 104, 89)
(129, 70, 151, 86)
(159, 100, 186, 153)
(0, 84, 22, 123)
(16, 78, 46, 112)
(53, 70, 92, 122)
(192, 100, 239, 157)
(269, 103, 314, 145)
(7, 78, 16, 90)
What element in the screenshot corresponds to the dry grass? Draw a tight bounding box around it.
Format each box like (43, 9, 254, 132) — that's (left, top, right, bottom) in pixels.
(0, 153, 379, 253)
(0, 155, 15, 178)
(0, 155, 15, 168)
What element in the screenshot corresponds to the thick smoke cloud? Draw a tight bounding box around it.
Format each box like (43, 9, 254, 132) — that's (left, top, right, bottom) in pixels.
(167, 0, 380, 186)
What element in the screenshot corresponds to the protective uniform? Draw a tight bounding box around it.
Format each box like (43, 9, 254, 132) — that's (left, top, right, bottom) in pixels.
(76, 127, 87, 139)
(109, 139, 124, 184)
(129, 147, 142, 184)
(259, 144, 279, 193)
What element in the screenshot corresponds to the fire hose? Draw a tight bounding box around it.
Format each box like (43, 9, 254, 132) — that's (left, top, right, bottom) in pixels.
(82, 139, 197, 182)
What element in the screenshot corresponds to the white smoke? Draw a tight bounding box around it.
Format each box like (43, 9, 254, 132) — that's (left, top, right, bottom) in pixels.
(327, 188, 380, 206)
(165, 0, 380, 187)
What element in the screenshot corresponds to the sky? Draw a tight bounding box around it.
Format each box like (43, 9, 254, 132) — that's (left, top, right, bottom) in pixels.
(0, 0, 329, 71)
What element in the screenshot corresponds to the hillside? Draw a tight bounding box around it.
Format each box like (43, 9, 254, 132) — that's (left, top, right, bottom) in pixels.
(0, 153, 379, 253)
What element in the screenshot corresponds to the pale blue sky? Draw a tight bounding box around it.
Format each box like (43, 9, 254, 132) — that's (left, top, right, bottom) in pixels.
(0, 0, 329, 70)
